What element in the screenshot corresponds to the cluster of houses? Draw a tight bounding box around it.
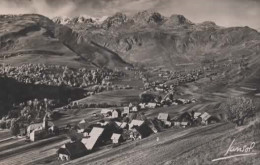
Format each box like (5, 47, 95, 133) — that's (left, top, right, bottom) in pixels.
(56, 104, 219, 161)
(0, 63, 122, 88)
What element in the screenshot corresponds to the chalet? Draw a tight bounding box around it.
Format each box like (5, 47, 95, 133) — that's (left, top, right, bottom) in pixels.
(57, 141, 88, 161)
(82, 127, 104, 150)
(111, 133, 123, 144)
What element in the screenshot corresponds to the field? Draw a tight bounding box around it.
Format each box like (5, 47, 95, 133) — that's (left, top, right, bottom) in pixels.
(77, 89, 141, 106)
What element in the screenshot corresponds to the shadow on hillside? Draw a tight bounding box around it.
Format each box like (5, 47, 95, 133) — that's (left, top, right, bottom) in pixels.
(0, 76, 85, 116)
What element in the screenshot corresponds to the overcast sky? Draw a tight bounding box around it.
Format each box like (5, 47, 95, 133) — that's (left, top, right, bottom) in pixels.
(0, 0, 259, 29)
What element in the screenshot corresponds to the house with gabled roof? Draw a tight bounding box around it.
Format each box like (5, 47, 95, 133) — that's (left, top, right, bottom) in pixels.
(57, 141, 88, 161)
(82, 127, 104, 150)
(129, 120, 153, 139)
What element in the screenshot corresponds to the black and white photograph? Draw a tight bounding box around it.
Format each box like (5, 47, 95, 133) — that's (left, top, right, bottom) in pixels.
(0, 0, 259, 164)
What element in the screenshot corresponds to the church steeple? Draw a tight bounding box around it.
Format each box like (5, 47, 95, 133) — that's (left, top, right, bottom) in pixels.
(42, 114, 48, 130)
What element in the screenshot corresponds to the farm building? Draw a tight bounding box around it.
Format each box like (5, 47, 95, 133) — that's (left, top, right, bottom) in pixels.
(111, 133, 123, 144)
(57, 141, 88, 161)
(82, 127, 104, 150)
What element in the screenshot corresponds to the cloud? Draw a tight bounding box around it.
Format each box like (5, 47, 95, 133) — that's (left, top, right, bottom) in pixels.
(0, 0, 259, 29)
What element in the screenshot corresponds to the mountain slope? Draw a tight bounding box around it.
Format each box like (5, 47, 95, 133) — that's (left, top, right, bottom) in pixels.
(59, 11, 260, 88)
(0, 14, 130, 69)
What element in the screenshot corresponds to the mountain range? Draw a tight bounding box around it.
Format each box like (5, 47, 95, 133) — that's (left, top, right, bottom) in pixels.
(0, 11, 260, 77)
(53, 11, 260, 70)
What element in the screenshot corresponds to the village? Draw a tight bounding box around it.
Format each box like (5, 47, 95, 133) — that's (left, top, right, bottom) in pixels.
(0, 58, 252, 164)
(0, 91, 220, 163)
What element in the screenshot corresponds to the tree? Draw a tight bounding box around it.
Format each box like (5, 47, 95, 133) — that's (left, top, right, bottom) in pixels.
(0, 120, 6, 129)
(139, 92, 155, 103)
(223, 97, 255, 126)
(10, 122, 20, 136)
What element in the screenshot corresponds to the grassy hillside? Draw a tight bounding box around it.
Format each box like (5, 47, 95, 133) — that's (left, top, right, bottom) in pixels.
(0, 14, 130, 69)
